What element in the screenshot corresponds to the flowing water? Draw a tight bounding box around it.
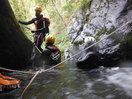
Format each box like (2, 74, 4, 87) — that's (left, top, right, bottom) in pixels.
(1, 61, 132, 99)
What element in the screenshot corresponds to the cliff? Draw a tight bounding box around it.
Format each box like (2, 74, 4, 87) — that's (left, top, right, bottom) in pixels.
(65, 0, 132, 67)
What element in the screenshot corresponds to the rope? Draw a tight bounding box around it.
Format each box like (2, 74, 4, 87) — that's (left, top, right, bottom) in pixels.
(34, 45, 42, 54)
(44, 19, 132, 72)
(20, 19, 132, 97)
(21, 71, 40, 97)
(0, 67, 35, 75)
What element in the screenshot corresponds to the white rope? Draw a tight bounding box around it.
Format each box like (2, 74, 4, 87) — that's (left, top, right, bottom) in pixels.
(41, 19, 132, 72)
(34, 44, 42, 54)
(0, 67, 35, 75)
(21, 71, 40, 97)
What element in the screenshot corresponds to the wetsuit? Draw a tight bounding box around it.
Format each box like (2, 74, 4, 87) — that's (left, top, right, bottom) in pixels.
(76, 51, 98, 70)
(41, 43, 61, 67)
(19, 15, 50, 51)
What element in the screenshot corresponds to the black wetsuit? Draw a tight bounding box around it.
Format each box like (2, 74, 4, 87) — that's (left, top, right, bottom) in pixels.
(76, 51, 98, 70)
(19, 15, 50, 51)
(41, 43, 61, 67)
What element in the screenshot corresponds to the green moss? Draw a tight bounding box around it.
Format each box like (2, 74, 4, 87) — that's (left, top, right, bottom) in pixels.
(127, 32, 132, 40)
(96, 7, 100, 11)
(97, 27, 107, 36)
(107, 26, 116, 34)
(90, 10, 94, 13)
(76, 0, 92, 9)
(123, 32, 132, 43)
(97, 26, 116, 36)
(73, 40, 83, 46)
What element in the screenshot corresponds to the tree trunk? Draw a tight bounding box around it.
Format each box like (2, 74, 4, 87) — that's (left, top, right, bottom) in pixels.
(0, 0, 33, 69)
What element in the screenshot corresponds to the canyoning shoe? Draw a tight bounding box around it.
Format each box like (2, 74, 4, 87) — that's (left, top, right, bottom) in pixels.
(0, 73, 20, 92)
(54, 65, 64, 69)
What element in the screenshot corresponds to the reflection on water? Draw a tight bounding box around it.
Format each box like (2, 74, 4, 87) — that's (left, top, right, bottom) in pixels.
(1, 61, 132, 99)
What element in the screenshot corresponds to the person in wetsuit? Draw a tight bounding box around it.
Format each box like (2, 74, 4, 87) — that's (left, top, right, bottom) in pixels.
(41, 35, 61, 67)
(76, 36, 99, 70)
(19, 6, 50, 52)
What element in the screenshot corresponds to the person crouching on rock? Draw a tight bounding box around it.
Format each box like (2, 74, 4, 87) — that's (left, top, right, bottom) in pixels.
(41, 35, 61, 67)
(76, 36, 99, 70)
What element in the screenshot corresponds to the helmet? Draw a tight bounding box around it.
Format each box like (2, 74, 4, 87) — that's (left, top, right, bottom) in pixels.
(46, 35, 55, 44)
(84, 36, 96, 46)
(35, 6, 42, 12)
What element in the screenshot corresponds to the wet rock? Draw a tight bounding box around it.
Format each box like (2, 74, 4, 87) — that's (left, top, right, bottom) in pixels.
(0, 0, 33, 69)
(65, 0, 132, 68)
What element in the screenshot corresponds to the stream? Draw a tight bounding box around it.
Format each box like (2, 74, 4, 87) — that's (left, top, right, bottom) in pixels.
(0, 61, 132, 99)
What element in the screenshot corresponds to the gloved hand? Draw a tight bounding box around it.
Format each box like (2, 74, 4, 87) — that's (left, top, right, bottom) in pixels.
(18, 20, 22, 24)
(31, 30, 35, 33)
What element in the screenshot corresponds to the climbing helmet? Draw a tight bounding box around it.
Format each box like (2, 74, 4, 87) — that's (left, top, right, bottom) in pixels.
(84, 36, 96, 46)
(46, 35, 55, 44)
(35, 6, 42, 12)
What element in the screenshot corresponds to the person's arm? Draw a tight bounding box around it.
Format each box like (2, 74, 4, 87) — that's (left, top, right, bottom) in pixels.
(41, 49, 50, 59)
(34, 27, 44, 32)
(18, 18, 35, 25)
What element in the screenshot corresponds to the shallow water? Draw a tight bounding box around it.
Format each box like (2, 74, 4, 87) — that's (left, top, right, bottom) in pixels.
(1, 61, 132, 99)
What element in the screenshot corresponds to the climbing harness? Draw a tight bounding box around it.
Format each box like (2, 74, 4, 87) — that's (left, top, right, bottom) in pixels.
(23, 26, 42, 53)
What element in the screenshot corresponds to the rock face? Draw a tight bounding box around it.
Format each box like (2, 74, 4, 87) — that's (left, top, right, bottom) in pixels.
(0, 0, 33, 69)
(65, 0, 132, 67)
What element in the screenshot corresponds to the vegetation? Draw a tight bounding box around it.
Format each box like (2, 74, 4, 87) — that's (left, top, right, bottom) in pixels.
(97, 26, 116, 36)
(9, 0, 92, 57)
(0, 0, 33, 67)
(9, 0, 35, 41)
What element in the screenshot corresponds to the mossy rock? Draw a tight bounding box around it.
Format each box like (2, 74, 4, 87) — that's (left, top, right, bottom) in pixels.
(97, 26, 116, 36)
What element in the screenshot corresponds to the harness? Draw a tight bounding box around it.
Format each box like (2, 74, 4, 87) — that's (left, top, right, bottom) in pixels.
(34, 15, 50, 34)
(46, 45, 61, 60)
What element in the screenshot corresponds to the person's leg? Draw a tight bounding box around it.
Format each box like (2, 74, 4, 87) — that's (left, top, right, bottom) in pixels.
(37, 34, 44, 52)
(33, 34, 37, 45)
(33, 34, 42, 52)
